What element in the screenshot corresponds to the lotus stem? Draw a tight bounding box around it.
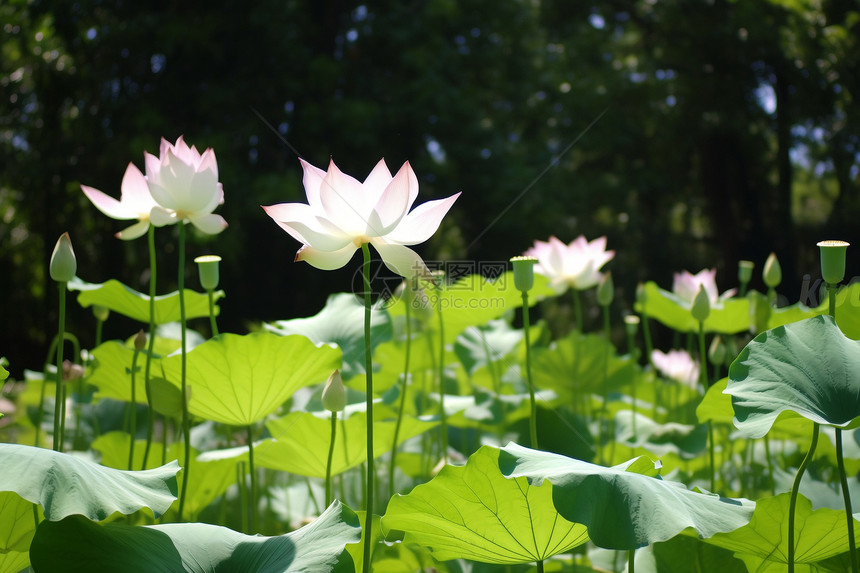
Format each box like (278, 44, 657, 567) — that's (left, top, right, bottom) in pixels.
(389, 290, 412, 499)
(434, 280, 448, 465)
(536, 559, 544, 573)
(571, 289, 583, 332)
(697, 320, 715, 492)
(128, 346, 141, 470)
(177, 223, 191, 522)
(142, 225, 158, 470)
(788, 422, 820, 572)
(827, 283, 837, 319)
(326, 411, 337, 507)
(835, 428, 859, 573)
(238, 461, 248, 533)
(52, 281, 67, 452)
(37, 333, 77, 447)
(360, 243, 375, 572)
(599, 303, 610, 461)
(208, 290, 219, 336)
(522, 291, 538, 449)
(764, 434, 775, 496)
(628, 549, 635, 573)
(247, 424, 257, 532)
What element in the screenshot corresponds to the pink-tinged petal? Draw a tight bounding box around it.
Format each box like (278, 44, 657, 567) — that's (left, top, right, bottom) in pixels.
(186, 164, 220, 213)
(149, 206, 178, 227)
(299, 158, 326, 208)
(120, 163, 157, 216)
(81, 185, 136, 220)
(189, 213, 228, 235)
(371, 241, 432, 279)
(366, 162, 415, 236)
(296, 243, 358, 271)
(146, 181, 175, 213)
(144, 152, 162, 184)
(547, 236, 567, 275)
(384, 192, 460, 245)
(262, 203, 352, 251)
(319, 160, 367, 233)
(116, 220, 150, 241)
(362, 159, 393, 198)
(197, 147, 219, 181)
(158, 137, 173, 157)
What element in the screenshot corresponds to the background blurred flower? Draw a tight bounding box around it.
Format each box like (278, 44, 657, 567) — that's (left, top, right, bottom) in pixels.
(672, 269, 735, 307)
(145, 136, 227, 234)
(81, 163, 158, 240)
(263, 158, 459, 277)
(651, 349, 699, 389)
(524, 235, 614, 293)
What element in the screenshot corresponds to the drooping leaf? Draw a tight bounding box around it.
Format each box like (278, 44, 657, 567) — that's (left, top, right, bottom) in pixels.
(68, 277, 223, 324)
(254, 406, 437, 477)
(382, 445, 589, 564)
(704, 493, 860, 570)
(498, 442, 755, 549)
(726, 315, 860, 438)
(265, 292, 391, 380)
(161, 332, 341, 426)
(30, 501, 360, 572)
(0, 443, 178, 520)
(635, 281, 750, 334)
(643, 534, 748, 573)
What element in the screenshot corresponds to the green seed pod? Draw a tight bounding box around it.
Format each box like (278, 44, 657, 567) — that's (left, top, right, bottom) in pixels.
(817, 240, 850, 285)
(194, 255, 222, 291)
(510, 256, 537, 292)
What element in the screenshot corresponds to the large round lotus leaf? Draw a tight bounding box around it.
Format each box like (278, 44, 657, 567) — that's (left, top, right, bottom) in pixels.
(726, 315, 860, 438)
(30, 501, 360, 573)
(382, 445, 589, 564)
(498, 442, 755, 550)
(69, 277, 222, 324)
(161, 331, 341, 426)
(0, 443, 178, 521)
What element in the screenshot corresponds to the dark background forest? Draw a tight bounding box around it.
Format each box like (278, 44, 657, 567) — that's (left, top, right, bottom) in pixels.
(2, 0, 858, 377)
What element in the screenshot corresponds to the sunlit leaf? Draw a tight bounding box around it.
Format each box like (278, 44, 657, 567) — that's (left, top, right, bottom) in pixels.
(382, 445, 589, 563)
(69, 277, 222, 324)
(704, 493, 860, 569)
(0, 550, 29, 573)
(0, 443, 178, 520)
(635, 281, 750, 334)
(161, 332, 341, 426)
(30, 501, 360, 572)
(88, 341, 162, 404)
(726, 315, 860, 438)
(265, 292, 391, 380)
(0, 491, 35, 553)
(696, 378, 734, 424)
(498, 442, 755, 549)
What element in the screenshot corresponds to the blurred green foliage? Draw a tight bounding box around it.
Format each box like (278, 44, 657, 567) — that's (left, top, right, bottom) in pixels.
(1, 0, 858, 373)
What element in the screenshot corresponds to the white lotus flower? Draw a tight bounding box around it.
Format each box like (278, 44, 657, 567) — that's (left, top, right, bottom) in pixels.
(524, 235, 614, 293)
(672, 269, 735, 307)
(263, 158, 459, 278)
(81, 163, 159, 240)
(145, 136, 227, 235)
(651, 349, 699, 389)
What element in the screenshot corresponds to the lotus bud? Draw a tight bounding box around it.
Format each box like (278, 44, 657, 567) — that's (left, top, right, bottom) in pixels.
(510, 256, 537, 292)
(321, 370, 346, 412)
(50, 232, 77, 283)
(93, 305, 110, 322)
(762, 252, 782, 289)
(817, 240, 850, 285)
(194, 255, 222, 291)
(691, 284, 710, 322)
(737, 260, 754, 285)
(134, 329, 147, 352)
(623, 314, 640, 337)
(597, 272, 614, 307)
(708, 335, 726, 366)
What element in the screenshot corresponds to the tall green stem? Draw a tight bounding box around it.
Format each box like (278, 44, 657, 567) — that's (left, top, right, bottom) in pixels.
(52, 282, 67, 452)
(522, 291, 538, 449)
(571, 289, 583, 332)
(177, 223, 191, 521)
(835, 428, 858, 573)
(434, 281, 448, 464)
(208, 290, 219, 336)
(697, 320, 715, 491)
(128, 347, 141, 470)
(247, 424, 257, 532)
(390, 291, 411, 499)
(326, 411, 337, 507)
(788, 423, 820, 572)
(142, 225, 158, 469)
(360, 244, 374, 572)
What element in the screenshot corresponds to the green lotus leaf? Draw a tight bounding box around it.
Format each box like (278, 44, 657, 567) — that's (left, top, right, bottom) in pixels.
(726, 315, 860, 438)
(704, 493, 860, 569)
(0, 443, 178, 520)
(29, 501, 360, 572)
(0, 491, 36, 553)
(161, 332, 341, 426)
(265, 292, 392, 380)
(498, 442, 755, 549)
(382, 445, 589, 564)
(88, 341, 162, 404)
(68, 277, 222, 324)
(0, 550, 29, 573)
(635, 281, 750, 334)
(254, 407, 437, 477)
(646, 534, 748, 572)
(454, 319, 524, 376)
(0, 360, 8, 382)
(696, 378, 734, 424)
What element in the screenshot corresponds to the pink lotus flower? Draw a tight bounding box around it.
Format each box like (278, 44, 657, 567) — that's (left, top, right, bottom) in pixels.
(524, 235, 614, 293)
(651, 349, 699, 389)
(263, 158, 459, 277)
(81, 164, 159, 240)
(145, 136, 227, 235)
(672, 269, 735, 307)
